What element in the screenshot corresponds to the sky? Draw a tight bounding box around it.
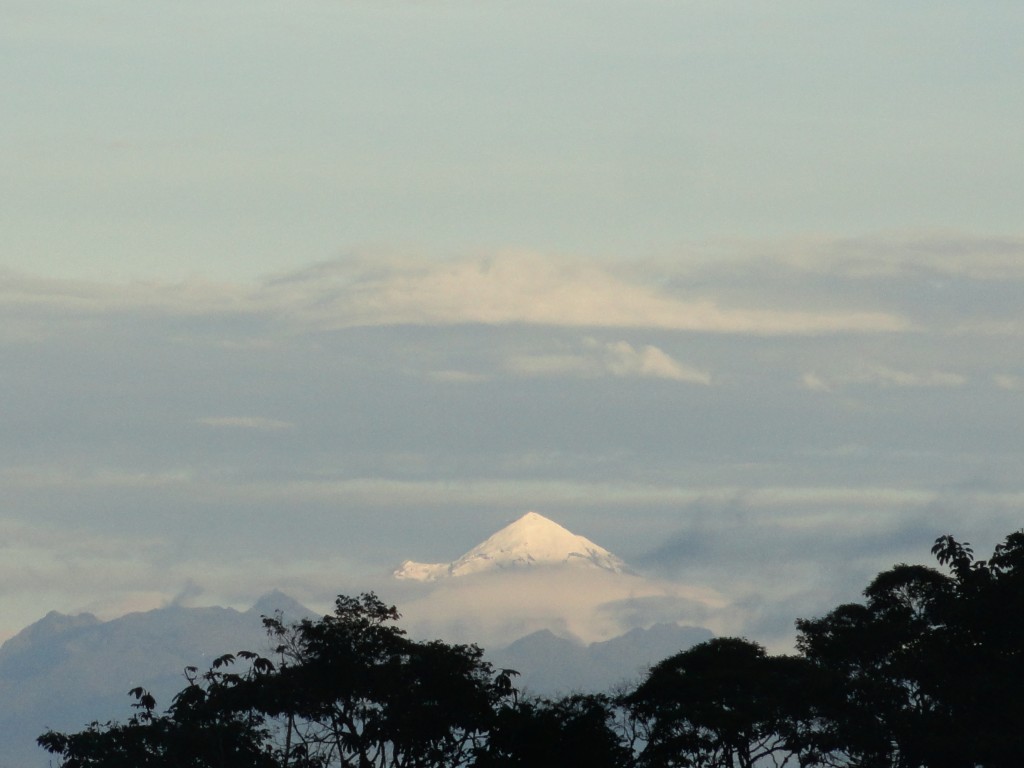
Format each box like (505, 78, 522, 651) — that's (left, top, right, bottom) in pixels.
(2, 1, 1023, 650)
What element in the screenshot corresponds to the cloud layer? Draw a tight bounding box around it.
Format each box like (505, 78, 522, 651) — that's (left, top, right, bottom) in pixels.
(2, 236, 1023, 650)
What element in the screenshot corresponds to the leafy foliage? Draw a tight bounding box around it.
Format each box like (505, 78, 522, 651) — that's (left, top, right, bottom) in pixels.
(627, 637, 826, 768)
(38, 654, 280, 768)
(475, 694, 630, 768)
(258, 594, 504, 768)
(797, 532, 1024, 768)
(40, 593, 509, 768)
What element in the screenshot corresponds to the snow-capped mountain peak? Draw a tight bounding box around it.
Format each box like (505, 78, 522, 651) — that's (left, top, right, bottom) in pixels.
(394, 511, 630, 581)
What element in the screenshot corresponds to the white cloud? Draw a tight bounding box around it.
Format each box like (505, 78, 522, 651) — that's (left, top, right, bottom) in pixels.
(1, 252, 916, 341)
(260, 253, 910, 335)
(801, 372, 832, 392)
(395, 569, 726, 646)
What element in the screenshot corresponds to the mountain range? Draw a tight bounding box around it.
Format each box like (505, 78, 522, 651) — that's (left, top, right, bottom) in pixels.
(0, 513, 714, 767)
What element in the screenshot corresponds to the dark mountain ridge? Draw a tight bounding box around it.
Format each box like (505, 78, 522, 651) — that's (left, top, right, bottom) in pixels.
(0, 593, 710, 766)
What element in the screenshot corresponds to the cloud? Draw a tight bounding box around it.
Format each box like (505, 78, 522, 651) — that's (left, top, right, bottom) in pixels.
(630, 489, 1024, 650)
(596, 594, 717, 628)
(0, 517, 174, 638)
(3, 235, 1022, 652)
(994, 374, 1024, 391)
(825, 233, 1024, 281)
(393, 569, 726, 646)
(0, 273, 254, 317)
(801, 372, 832, 392)
(504, 353, 592, 377)
(1, 251, 919, 348)
(801, 362, 966, 391)
(426, 370, 490, 383)
(868, 366, 965, 388)
(168, 579, 204, 607)
(197, 416, 294, 430)
(722, 232, 1024, 281)
(259, 253, 911, 335)
(506, 338, 711, 383)
(11, 234, 1024, 343)
(0, 466, 192, 490)
(600, 340, 711, 383)
(0, 511, 368, 642)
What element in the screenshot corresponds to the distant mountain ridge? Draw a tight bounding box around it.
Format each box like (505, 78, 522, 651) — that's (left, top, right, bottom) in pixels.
(0, 587, 713, 766)
(488, 622, 712, 695)
(0, 513, 720, 766)
(394, 511, 630, 580)
(0, 595, 311, 768)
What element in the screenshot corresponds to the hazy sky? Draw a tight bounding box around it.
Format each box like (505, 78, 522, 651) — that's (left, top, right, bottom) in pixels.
(2, 1, 1023, 649)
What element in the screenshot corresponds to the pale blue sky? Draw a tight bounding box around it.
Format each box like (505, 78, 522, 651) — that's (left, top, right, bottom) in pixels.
(1, 2, 1023, 649)
(4, 1, 1022, 281)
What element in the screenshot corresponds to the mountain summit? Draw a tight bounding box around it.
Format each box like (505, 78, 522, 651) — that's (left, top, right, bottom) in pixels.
(394, 511, 630, 581)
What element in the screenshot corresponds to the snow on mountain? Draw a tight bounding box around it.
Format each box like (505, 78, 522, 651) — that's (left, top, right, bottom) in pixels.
(389, 511, 724, 647)
(394, 511, 630, 580)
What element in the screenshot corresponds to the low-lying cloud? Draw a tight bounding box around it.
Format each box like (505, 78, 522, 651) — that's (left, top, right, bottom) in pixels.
(506, 338, 711, 383)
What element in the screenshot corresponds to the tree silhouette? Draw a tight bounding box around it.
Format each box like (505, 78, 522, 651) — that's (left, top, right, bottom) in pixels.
(474, 693, 631, 768)
(797, 531, 1024, 768)
(40, 593, 512, 768)
(38, 653, 281, 768)
(256, 593, 506, 768)
(627, 637, 825, 768)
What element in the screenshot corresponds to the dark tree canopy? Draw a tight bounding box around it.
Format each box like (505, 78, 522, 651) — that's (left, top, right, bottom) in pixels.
(40, 593, 511, 768)
(257, 594, 503, 768)
(797, 532, 1024, 768)
(38, 654, 280, 768)
(474, 694, 630, 768)
(628, 637, 825, 768)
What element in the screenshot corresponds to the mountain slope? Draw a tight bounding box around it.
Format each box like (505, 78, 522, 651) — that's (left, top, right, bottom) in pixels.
(488, 622, 714, 695)
(391, 511, 722, 646)
(394, 511, 630, 580)
(0, 595, 311, 768)
(0, 593, 713, 767)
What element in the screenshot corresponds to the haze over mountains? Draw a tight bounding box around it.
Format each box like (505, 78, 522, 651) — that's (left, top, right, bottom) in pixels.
(0, 512, 714, 767)
(391, 512, 723, 646)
